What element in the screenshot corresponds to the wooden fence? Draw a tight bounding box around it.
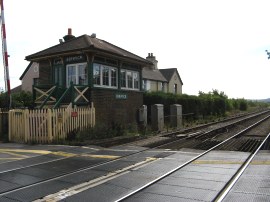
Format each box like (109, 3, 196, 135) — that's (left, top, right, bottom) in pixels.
(8, 105, 95, 143)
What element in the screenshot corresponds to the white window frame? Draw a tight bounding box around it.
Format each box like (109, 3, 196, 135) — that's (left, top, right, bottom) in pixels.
(66, 62, 87, 87)
(120, 69, 140, 91)
(93, 63, 118, 89)
(142, 79, 151, 91)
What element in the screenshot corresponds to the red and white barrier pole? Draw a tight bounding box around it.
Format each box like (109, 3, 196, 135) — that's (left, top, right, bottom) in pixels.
(0, 0, 11, 107)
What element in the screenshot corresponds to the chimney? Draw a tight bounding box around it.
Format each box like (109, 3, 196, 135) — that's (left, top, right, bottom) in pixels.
(68, 28, 72, 35)
(63, 28, 75, 42)
(90, 33, 96, 38)
(146, 53, 158, 70)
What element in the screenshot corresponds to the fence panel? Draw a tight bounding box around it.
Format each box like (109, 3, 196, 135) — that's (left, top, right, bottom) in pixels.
(9, 105, 95, 143)
(9, 109, 26, 143)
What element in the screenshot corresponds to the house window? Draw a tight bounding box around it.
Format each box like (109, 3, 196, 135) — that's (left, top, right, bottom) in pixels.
(142, 79, 151, 91)
(111, 68, 117, 87)
(66, 63, 87, 87)
(161, 82, 164, 92)
(93, 63, 118, 88)
(102, 66, 109, 86)
(54, 66, 63, 85)
(134, 72, 139, 89)
(120, 70, 126, 88)
(174, 84, 177, 94)
(93, 64, 101, 85)
(127, 71, 133, 88)
(120, 69, 140, 90)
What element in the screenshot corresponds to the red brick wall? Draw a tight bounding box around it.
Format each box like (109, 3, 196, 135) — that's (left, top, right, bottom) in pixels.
(92, 89, 143, 126)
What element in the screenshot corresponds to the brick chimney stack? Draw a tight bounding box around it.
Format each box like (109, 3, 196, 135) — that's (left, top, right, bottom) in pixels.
(146, 53, 158, 70)
(68, 28, 72, 35)
(63, 28, 75, 42)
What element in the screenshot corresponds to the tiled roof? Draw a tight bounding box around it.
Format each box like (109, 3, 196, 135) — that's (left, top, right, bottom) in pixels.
(159, 68, 183, 84)
(142, 68, 167, 82)
(26, 35, 152, 64)
(11, 85, 22, 93)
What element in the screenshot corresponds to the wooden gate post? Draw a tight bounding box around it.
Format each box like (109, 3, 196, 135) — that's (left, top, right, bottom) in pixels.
(47, 108, 53, 142)
(24, 109, 29, 142)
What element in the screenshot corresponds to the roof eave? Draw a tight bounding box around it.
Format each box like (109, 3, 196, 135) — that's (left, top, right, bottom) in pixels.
(90, 47, 152, 66)
(20, 61, 33, 80)
(25, 47, 93, 61)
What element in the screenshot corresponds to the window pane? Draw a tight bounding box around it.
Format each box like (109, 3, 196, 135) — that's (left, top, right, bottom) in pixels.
(102, 66, 109, 86)
(120, 70, 126, 88)
(133, 72, 139, 89)
(111, 68, 117, 87)
(54, 67, 58, 84)
(59, 66, 63, 86)
(78, 64, 88, 85)
(93, 64, 100, 85)
(127, 71, 132, 88)
(67, 65, 76, 87)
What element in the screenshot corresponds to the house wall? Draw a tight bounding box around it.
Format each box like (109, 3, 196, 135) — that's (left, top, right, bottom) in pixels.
(150, 80, 158, 91)
(148, 80, 167, 93)
(21, 62, 39, 92)
(92, 88, 143, 126)
(167, 71, 182, 94)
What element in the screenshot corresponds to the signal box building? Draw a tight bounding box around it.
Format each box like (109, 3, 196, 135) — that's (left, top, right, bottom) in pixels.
(23, 29, 152, 125)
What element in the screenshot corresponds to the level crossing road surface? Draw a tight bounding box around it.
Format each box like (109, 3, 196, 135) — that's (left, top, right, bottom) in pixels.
(0, 143, 269, 201)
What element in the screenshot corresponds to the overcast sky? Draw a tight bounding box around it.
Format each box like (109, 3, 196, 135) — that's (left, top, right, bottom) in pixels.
(1, 0, 270, 99)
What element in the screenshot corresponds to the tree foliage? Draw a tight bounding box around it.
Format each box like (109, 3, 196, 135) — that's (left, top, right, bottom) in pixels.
(0, 91, 33, 108)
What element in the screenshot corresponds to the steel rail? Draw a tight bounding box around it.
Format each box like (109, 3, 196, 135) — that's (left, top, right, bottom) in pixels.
(114, 114, 270, 202)
(156, 110, 270, 149)
(214, 131, 270, 202)
(165, 109, 270, 137)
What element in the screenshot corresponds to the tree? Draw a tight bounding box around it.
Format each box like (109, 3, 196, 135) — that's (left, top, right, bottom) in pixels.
(0, 91, 33, 108)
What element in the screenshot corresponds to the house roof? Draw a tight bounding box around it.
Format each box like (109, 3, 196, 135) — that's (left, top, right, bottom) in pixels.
(25, 34, 152, 65)
(159, 68, 183, 85)
(11, 85, 22, 94)
(20, 62, 32, 80)
(142, 68, 167, 82)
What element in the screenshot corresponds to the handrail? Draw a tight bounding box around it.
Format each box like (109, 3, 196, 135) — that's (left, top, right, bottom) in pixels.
(33, 82, 90, 109)
(53, 85, 72, 109)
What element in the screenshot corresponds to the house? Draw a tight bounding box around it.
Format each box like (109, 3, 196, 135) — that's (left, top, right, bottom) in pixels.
(159, 68, 183, 94)
(23, 29, 153, 125)
(20, 62, 39, 92)
(142, 68, 168, 92)
(142, 53, 183, 94)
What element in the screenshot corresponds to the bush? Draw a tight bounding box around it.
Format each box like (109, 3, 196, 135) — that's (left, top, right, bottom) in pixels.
(143, 90, 268, 121)
(74, 122, 138, 141)
(0, 91, 33, 108)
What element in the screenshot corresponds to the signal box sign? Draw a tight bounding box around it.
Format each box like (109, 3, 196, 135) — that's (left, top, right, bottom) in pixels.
(115, 93, 127, 100)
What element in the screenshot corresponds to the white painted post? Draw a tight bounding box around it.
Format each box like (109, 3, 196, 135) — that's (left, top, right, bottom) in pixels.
(47, 108, 53, 142)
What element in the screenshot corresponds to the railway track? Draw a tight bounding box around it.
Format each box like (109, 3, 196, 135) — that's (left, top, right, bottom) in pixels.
(153, 109, 270, 151)
(115, 112, 270, 201)
(0, 110, 269, 201)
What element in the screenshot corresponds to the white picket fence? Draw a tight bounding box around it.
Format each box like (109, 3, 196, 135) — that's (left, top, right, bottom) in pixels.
(8, 105, 95, 143)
